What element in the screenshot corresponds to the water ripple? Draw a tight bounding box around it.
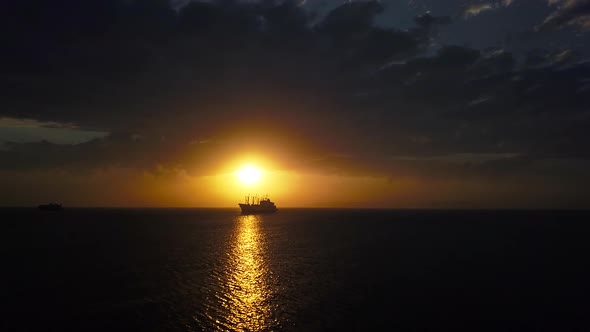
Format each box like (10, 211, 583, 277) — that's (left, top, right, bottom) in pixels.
(195, 214, 272, 331)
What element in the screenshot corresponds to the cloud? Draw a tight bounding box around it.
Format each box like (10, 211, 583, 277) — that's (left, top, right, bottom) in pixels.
(412, 12, 452, 44)
(0, 0, 589, 206)
(539, 0, 590, 30)
(463, 3, 495, 18)
(462, 1, 515, 18)
(0, 117, 108, 145)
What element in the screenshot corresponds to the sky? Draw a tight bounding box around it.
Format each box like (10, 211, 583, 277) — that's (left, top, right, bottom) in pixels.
(1, 0, 590, 208)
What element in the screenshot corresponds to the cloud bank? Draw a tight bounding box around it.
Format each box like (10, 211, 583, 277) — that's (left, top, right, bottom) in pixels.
(1, 0, 589, 207)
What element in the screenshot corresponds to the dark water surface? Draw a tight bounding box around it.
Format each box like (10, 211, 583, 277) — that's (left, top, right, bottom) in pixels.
(1, 208, 589, 331)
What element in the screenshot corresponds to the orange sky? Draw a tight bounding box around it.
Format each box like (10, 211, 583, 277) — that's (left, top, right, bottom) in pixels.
(1, 155, 584, 208)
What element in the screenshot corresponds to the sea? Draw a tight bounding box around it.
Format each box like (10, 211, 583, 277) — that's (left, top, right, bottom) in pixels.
(1, 208, 589, 332)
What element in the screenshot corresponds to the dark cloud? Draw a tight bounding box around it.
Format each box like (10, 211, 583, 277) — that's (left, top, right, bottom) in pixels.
(538, 0, 590, 31)
(1, 0, 590, 206)
(414, 12, 452, 28)
(462, 3, 496, 18)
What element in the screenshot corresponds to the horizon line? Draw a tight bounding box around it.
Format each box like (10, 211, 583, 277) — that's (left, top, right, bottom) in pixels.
(1, 206, 589, 211)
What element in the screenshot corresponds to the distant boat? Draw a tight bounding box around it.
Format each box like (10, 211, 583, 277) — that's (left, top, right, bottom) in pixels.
(239, 195, 277, 214)
(38, 203, 63, 211)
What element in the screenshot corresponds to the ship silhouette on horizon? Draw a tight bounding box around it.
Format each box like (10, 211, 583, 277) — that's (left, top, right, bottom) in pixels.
(38, 203, 63, 211)
(239, 195, 277, 214)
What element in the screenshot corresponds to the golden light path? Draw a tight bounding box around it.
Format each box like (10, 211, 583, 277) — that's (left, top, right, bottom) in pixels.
(219, 214, 271, 331)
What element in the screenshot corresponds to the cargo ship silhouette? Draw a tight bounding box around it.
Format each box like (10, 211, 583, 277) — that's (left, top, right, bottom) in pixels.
(38, 203, 63, 211)
(239, 195, 277, 214)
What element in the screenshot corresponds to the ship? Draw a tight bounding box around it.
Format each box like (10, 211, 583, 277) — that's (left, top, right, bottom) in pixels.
(38, 203, 63, 211)
(239, 195, 277, 214)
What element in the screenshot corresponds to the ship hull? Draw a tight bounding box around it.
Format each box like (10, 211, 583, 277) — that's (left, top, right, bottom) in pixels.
(239, 203, 277, 214)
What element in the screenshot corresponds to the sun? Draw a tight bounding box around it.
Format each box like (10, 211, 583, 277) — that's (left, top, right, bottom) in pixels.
(236, 165, 262, 185)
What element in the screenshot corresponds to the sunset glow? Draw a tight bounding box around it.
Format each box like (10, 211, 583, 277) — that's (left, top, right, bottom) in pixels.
(236, 165, 262, 185)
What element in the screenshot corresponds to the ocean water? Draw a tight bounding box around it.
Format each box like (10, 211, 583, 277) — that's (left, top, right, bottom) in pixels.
(1, 208, 589, 331)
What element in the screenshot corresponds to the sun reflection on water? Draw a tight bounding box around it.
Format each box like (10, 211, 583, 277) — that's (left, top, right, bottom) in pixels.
(220, 214, 270, 331)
